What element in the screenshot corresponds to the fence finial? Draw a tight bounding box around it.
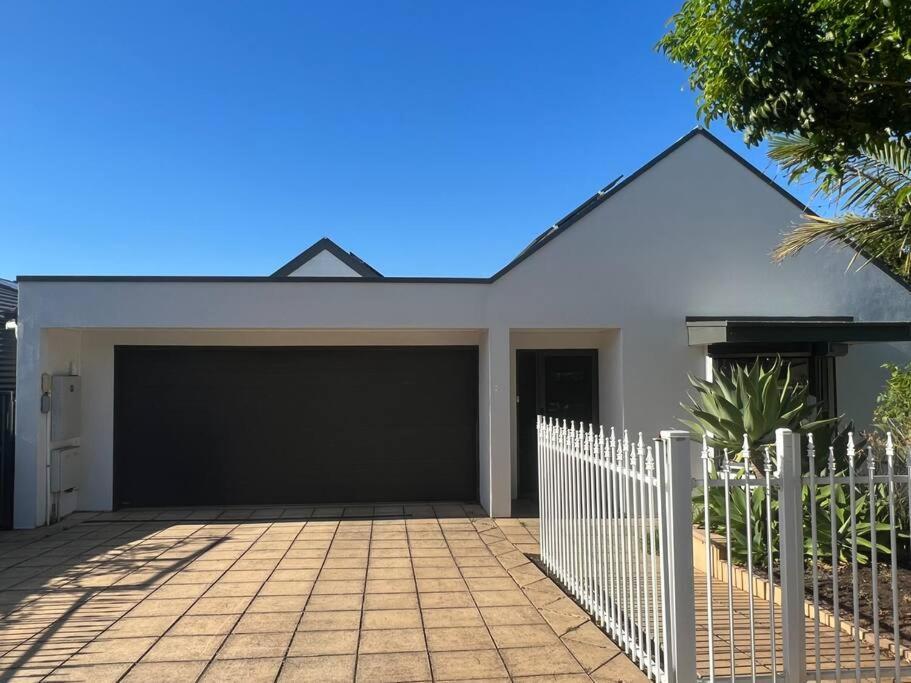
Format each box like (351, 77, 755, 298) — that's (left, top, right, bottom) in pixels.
(866, 444, 875, 474)
(763, 445, 772, 476)
(847, 431, 856, 459)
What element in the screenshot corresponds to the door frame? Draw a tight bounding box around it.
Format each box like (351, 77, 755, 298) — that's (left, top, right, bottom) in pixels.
(516, 348, 599, 499)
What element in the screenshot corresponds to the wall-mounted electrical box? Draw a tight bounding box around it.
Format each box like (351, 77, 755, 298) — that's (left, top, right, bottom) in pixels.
(50, 445, 79, 522)
(50, 375, 81, 441)
(50, 446, 79, 493)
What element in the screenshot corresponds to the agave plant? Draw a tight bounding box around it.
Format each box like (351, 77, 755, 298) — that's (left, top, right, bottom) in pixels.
(680, 357, 835, 473)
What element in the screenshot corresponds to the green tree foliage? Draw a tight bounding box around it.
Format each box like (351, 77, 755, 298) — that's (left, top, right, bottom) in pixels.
(658, 0, 911, 172)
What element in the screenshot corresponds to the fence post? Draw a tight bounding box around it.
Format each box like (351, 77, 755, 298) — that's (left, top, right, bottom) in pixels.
(776, 428, 807, 683)
(660, 430, 698, 683)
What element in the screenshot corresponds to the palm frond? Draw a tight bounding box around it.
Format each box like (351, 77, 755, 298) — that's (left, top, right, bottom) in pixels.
(772, 213, 911, 276)
(836, 142, 911, 212)
(769, 134, 911, 213)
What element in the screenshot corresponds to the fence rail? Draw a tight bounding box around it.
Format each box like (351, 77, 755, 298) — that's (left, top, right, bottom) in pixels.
(538, 416, 911, 683)
(537, 417, 675, 680)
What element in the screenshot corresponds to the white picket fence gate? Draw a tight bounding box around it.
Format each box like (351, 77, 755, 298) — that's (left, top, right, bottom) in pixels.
(536, 417, 911, 683)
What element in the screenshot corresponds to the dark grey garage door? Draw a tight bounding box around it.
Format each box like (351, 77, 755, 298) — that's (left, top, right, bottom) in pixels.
(114, 346, 478, 507)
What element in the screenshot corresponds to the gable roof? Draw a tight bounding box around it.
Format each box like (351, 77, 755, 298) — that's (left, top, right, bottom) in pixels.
(489, 127, 811, 280)
(25, 127, 904, 289)
(272, 238, 383, 278)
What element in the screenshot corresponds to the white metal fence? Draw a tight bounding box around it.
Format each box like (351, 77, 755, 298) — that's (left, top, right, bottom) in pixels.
(537, 417, 911, 683)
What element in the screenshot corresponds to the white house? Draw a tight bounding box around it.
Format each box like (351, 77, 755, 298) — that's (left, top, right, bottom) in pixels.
(13, 129, 911, 529)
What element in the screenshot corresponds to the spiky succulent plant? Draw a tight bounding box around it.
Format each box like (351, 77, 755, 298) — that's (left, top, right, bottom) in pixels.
(680, 357, 835, 472)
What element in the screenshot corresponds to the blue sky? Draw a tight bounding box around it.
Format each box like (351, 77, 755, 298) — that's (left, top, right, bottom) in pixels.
(0, 1, 819, 280)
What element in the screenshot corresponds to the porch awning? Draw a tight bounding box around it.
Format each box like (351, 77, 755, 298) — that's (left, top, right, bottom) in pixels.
(686, 316, 911, 346)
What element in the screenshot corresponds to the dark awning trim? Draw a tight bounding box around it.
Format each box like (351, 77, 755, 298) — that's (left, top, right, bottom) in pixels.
(686, 316, 911, 346)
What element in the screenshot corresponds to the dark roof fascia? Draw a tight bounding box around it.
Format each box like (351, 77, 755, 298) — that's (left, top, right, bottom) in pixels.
(272, 237, 382, 277)
(16, 275, 488, 284)
(687, 317, 911, 346)
(686, 315, 854, 323)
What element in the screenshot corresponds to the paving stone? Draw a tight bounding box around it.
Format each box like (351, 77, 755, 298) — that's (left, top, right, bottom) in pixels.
(499, 643, 586, 677)
(167, 614, 240, 636)
(421, 606, 484, 628)
(417, 592, 475, 609)
(355, 651, 432, 683)
(233, 611, 301, 633)
(358, 627, 426, 654)
(216, 632, 293, 659)
(425, 626, 495, 652)
(489, 624, 561, 649)
(287, 629, 359, 656)
(200, 656, 285, 681)
(279, 654, 356, 682)
(429, 649, 508, 680)
(121, 660, 208, 682)
(363, 593, 418, 610)
(362, 608, 421, 630)
(297, 610, 361, 631)
(141, 634, 226, 662)
(306, 593, 364, 611)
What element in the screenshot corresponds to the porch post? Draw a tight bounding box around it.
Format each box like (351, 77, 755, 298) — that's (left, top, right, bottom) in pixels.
(483, 325, 511, 517)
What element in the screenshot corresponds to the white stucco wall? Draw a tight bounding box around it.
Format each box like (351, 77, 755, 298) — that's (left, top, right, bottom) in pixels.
(286, 250, 363, 277)
(14, 131, 911, 527)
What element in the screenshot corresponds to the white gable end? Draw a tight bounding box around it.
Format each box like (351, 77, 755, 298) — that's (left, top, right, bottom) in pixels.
(286, 249, 363, 277)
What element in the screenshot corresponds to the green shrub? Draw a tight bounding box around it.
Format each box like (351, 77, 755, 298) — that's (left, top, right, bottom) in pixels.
(873, 362, 911, 448)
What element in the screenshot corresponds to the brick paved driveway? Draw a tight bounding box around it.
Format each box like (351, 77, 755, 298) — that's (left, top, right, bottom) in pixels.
(0, 504, 645, 682)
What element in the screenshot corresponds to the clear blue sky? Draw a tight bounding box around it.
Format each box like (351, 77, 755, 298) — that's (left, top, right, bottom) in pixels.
(0, 1, 820, 281)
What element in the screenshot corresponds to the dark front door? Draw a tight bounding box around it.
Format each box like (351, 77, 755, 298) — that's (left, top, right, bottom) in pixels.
(114, 346, 479, 507)
(516, 350, 598, 499)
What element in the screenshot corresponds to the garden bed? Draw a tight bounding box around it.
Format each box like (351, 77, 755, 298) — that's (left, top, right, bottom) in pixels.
(693, 527, 911, 660)
(811, 562, 911, 648)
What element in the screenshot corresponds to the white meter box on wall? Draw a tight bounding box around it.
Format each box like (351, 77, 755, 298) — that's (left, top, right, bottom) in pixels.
(51, 375, 81, 441)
